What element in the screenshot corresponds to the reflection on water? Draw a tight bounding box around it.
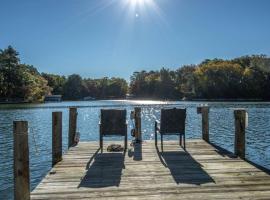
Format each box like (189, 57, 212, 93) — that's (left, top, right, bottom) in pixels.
(0, 100, 270, 199)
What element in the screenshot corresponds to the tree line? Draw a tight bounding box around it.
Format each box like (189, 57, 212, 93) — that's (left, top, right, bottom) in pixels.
(41, 73, 128, 100)
(0, 46, 127, 102)
(1, 46, 270, 102)
(130, 56, 270, 100)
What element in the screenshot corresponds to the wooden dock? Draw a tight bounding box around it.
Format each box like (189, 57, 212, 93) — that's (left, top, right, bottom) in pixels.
(31, 140, 270, 200)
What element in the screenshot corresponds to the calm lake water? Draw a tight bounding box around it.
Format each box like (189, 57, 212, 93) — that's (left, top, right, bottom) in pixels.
(0, 100, 270, 200)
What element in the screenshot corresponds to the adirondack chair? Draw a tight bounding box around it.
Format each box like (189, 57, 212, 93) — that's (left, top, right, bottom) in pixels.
(155, 108, 186, 150)
(99, 109, 127, 153)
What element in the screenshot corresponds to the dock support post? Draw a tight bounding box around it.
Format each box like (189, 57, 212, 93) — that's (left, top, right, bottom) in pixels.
(68, 107, 77, 148)
(234, 109, 247, 159)
(13, 121, 30, 200)
(52, 112, 62, 166)
(197, 106, 209, 142)
(134, 107, 142, 142)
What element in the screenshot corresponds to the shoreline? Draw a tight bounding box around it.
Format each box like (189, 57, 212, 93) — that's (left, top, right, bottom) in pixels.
(0, 98, 270, 106)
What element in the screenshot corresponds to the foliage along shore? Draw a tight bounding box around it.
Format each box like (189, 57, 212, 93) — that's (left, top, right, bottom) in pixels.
(1, 46, 270, 103)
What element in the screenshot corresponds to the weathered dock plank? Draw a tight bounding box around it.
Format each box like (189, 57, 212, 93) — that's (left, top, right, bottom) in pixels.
(31, 140, 270, 200)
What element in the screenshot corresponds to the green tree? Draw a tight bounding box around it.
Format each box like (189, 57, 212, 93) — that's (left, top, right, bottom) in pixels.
(159, 68, 177, 99)
(63, 74, 84, 100)
(0, 46, 50, 102)
(0, 46, 21, 98)
(129, 71, 149, 97)
(20, 64, 50, 102)
(194, 61, 244, 98)
(175, 65, 196, 98)
(42, 73, 66, 94)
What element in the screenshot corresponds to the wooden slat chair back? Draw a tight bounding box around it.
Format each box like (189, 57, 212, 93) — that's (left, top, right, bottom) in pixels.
(155, 108, 186, 150)
(99, 109, 127, 152)
(100, 109, 126, 135)
(160, 108, 186, 134)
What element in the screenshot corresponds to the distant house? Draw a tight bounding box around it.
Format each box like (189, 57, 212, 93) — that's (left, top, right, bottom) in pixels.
(83, 96, 96, 101)
(126, 93, 135, 99)
(44, 95, 62, 102)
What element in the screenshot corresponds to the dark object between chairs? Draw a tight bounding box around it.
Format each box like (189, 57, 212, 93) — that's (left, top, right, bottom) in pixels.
(107, 144, 124, 152)
(155, 108, 186, 151)
(99, 109, 127, 153)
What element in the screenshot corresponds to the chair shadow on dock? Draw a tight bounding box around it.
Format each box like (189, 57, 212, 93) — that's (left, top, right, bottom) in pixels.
(156, 146, 215, 185)
(78, 149, 126, 188)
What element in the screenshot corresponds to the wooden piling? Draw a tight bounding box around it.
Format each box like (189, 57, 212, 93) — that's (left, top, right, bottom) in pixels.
(197, 106, 209, 142)
(234, 109, 246, 159)
(13, 121, 30, 200)
(68, 107, 77, 148)
(134, 107, 142, 142)
(52, 112, 62, 166)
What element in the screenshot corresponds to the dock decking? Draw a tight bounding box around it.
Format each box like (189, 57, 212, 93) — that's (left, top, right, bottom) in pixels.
(31, 140, 270, 200)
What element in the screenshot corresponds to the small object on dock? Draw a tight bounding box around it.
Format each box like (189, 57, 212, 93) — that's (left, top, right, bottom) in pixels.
(130, 111, 135, 120)
(131, 128, 135, 137)
(107, 144, 124, 152)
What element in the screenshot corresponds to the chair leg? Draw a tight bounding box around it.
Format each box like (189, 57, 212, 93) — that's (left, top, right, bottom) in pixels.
(180, 134, 182, 146)
(155, 130, 157, 146)
(183, 134, 186, 150)
(154, 122, 158, 146)
(124, 134, 127, 151)
(100, 134, 103, 153)
(161, 134, 163, 152)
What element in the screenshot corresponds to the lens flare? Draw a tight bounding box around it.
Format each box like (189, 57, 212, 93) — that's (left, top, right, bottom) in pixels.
(122, 0, 164, 20)
(128, 0, 151, 6)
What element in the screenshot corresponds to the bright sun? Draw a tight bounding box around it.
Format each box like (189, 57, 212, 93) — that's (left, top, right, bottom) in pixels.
(128, 0, 152, 6)
(130, 0, 147, 4)
(121, 0, 163, 21)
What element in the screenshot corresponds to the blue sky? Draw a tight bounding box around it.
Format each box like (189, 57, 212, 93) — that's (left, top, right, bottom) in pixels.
(1, 0, 270, 79)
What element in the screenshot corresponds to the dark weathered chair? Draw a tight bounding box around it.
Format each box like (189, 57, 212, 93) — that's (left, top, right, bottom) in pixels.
(155, 108, 186, 150)
(99, 109, 127, 153)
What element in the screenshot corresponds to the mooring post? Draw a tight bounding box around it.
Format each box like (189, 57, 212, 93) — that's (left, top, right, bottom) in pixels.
(68, 107, 77, 148)
(52, 112, 62, 166)
(134, 107, 142, 142)
(197, 106, 209, 142)
(234, 109, 247, 159)
(13, 121, 30, 200)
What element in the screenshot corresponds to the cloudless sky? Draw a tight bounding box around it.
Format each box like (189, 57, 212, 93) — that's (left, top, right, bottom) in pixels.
(1, 0, 270, 80)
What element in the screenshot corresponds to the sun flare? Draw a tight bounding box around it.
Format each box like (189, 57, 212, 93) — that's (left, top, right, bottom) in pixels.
(123, 0, 162, 19)
(125, 0, 155, 8)
(128, 0, 151, 6)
